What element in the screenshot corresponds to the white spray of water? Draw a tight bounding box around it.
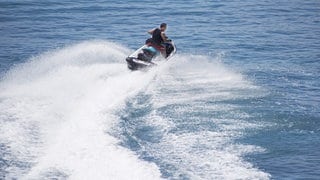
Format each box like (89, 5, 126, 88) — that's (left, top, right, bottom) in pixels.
(0, 41, 162, 179)
(123, 54, 271, 179)
(0, 40, 270, 179)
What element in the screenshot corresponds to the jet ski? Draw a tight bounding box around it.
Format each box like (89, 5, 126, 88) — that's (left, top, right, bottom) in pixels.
(126, 40, 176, 71)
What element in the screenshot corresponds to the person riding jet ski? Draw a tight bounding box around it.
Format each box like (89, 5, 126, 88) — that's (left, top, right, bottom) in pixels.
(146, 23, 174, 58)
(125, 23, 176, 70)
(148, 23, 168, 45)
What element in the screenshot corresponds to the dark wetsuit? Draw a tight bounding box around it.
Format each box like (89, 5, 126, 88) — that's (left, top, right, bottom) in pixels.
(152, 28, 164, 45)
(147, 28, 173, 58)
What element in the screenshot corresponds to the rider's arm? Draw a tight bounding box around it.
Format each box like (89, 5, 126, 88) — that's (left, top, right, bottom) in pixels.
(161, 32, 168, 42)
(148, 28, 155, 35)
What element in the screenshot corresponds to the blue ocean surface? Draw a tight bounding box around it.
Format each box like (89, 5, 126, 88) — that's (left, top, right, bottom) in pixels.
(0, 0, 319, 179)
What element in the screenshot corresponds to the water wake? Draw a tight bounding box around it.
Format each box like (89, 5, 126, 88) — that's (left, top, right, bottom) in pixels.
(0, 41, 162, 179)
(0, 40, 270, 179)
(116, 54, 270, 179)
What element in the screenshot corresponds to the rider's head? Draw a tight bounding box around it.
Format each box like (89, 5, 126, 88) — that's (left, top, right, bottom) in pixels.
(160, 23, 167, 32)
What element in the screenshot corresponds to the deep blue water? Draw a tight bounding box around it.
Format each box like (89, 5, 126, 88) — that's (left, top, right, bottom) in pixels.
(0, 0, 319, 179)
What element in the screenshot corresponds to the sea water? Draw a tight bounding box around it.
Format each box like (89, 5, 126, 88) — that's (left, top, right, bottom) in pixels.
(0, 1, 319, 179)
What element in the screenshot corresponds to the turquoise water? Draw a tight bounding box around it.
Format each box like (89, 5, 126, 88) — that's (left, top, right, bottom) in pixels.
(0, 0, 319, 179)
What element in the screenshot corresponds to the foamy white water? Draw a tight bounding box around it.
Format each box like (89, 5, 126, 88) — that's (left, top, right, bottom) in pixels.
(0, 41, 162, 179)
(116, 54, 270, 179)
(2, 1, 319, 179)
(0, 41, 269, 179)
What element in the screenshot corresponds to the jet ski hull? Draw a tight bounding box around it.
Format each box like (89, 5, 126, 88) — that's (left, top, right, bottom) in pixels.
(126, 41, 176, 71)
(126, 57, 156, 71)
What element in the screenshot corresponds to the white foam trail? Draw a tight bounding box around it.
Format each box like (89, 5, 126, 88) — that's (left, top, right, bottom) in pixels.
(0, 41, 162, 179)
(1, 41, 270, 179)
(131, 54, 271, 179)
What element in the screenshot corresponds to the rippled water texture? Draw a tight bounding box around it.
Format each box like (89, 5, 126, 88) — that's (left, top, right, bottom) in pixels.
(1, 0, 319, 179)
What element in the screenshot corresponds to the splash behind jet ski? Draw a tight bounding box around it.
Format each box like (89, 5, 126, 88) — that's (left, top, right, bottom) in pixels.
(126, 40, 176, 71)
